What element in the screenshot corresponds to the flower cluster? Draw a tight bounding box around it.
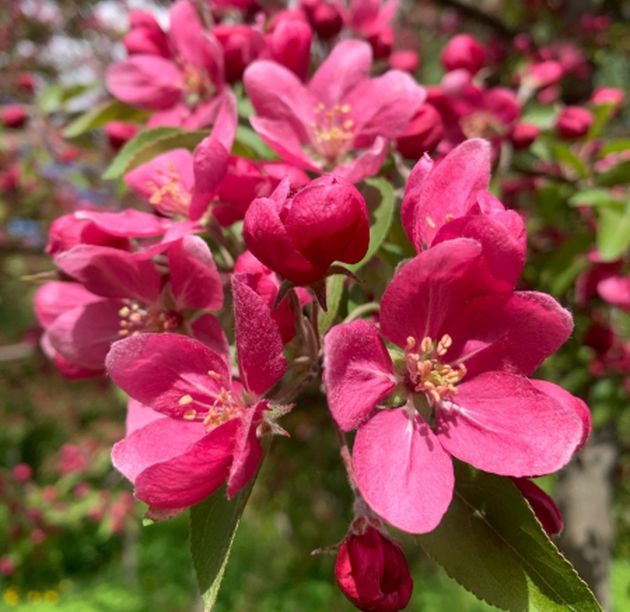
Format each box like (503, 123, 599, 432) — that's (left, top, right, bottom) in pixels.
(25, 0, 626, 609)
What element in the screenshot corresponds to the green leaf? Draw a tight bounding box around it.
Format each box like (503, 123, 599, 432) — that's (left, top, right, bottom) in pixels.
(318, 275, 344, 334)
(190, 481, 255, 611)
(596, 207, 630, 262)
(551, 143, 588, 180)
(568, 188, 622, 208)
(598, 160, 630, 188)
(598, 138, 630, 157)
(346, 177, 395, 274)
(418, 463, 602, 612)
(63, 100, 149, 139)
(233, 126, 276, 160)
(103, 127, 208, 180)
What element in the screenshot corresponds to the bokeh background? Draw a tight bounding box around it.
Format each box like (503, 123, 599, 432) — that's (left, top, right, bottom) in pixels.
(1, 0, 629, 610)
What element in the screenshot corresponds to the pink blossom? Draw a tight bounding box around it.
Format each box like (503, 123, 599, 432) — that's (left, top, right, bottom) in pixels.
(123, 11, 169, 57)
(395, 103, 443, 159)
(428, 76, 520, 152)
(510, 122, 540, 150)
(343, 0, 399, 59)
(1, 104, 28, 128)
(556, 106, 593, 140)
(105, 121, 139, 151)
(244, 39, 425, 183)
(597, 276, 630, 311)
(12, 463, 33, 483)
(107, 274, 287, 513)
(243, 175, 369, 285)
(323, 240, 588, 533)
(388, 50, 420, 73)
(214, 24, 265, 83)
(401, 138, 526, 292)
(591, 87, 625, 109)
(107, 1, 225, 129)
(335, 523, 413, 611)
(300, 0, 343, 40)
(441, 34, 485, 75)
(265, 10, 312, 82)
(36, 235, 226, 375)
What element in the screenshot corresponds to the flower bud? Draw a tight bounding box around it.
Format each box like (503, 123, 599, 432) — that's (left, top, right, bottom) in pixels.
(555, 106, 593, 140)
(12, 463, 33, 483)
(243, 175, 369, 285)
(591, 87, 624, 109)
(441, 34, 485, 75)
(1, 104, 28, 129)
(335, 525, 413, 611)
(396, 103, 444, 159)
(105, 121, 139, 151)
(266, 12, 313, 81)
(524, 60, 564, 89)
(388, 50, 420, 74)
(510, 123, 540, 150)
(123, 11, 169, 57)
(514, 478, 563, 536)
(215, 24, 265, 83)
(300, 0, 343, 40)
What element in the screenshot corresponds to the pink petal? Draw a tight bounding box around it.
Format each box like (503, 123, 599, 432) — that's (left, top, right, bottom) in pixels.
(333, 137, 388, 184)
(323, 320, 397, 431)
(249, 116, 320, 171)
(232, 274, 287, 396)
(189, 314, 229, 360)
(106, 333, 230, 419)
(47, 300, 122, 370)
(597, 276, 630, 310)
(244, 60, 315, 139)
(112, 415, 206, 483)
(444, 291, 574, 378)
(353, 408, 454, 534)
(40, 332, 104, 380)
(168, 0, 224, 87)
(54, 245, 162, 303)
(401, 154, 433, 243)
(308, 40, 372, 107)
(529, 379, 591, 450)
(106, 56, 183, 110)
(379, 238, 486, 349)
(345, 70, 425, 140)
(226, 402, 266, 498)
(34, 282, 101, 328)
(408, 138, 491, 248)
(126, 398, 162, 435)
(74, 209, 174, 238)
(436, 371, 584, 477)
(432, 210, 526, 292)
(168, 236, 223, 310)
(134, 418, 237, 509)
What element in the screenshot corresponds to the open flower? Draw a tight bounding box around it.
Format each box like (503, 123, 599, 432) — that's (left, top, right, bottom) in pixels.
(323, 239, 589, 533)
(244, 39, 425, 183)
(107, 1, 225, 129)
(38, 235, 226, 375)
(401, 138, 526, 292)
(106, 274, 287, 514)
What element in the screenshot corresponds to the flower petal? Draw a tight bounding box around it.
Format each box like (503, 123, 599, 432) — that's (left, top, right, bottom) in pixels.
(444, 291, 573, 378)
(436, 371, 584, 477)
(106, 333, 230, 419)
(379, 238, 486, 349)
(353, 408, 454, 534)
(168, 236, 223, 310)
(133, 418, 238, 509)
(323, 320, 397, 431)
(34, 282, 101, 328)
(232, 274, 287, 396)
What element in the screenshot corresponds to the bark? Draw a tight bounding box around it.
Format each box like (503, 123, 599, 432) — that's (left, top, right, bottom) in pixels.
(556, 426, 617, 611)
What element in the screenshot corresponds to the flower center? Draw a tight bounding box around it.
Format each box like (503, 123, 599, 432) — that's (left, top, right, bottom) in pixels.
(310, 103, 355, 164)
(459, 111, 504, 139)
(145, 162, 191, 217)
(405, 335, 466, 406)
(118, 302, 182, 337)
(178, 371, 245, 431)
(181, 63, 214, 106)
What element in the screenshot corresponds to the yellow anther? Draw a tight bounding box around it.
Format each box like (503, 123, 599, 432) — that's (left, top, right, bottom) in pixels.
(118, 306, 131, 317)
(445, 213, 455, 222)
(183, 408, 197, 420)
(426, 216, 436, 229)
(129, 312, 143, 323)
(119, 329, 129, 337)
(436, 334, 453, 356)
(178, 394, 193, 406)
(340, 104, 351, 113)
(207, 370, 222, 380)
(420, 336, 433, 354)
